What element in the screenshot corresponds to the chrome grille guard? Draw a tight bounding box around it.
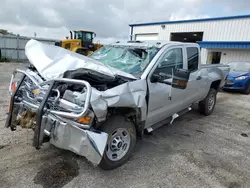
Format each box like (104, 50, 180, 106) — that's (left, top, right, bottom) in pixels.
(8, 69, 92, 119)
(6, 69, 92, 149)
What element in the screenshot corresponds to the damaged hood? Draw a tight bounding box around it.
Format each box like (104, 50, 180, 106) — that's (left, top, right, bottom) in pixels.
(25, 39, 136, 80)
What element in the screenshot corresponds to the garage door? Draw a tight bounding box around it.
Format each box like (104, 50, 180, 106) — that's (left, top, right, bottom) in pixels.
(135, 33, 158, 41)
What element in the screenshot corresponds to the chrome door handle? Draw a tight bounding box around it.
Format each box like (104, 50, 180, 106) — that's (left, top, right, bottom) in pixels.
(196, 76, 202, 80)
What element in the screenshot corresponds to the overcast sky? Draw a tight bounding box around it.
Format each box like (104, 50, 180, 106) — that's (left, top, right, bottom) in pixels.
(0, 0, 250, 43)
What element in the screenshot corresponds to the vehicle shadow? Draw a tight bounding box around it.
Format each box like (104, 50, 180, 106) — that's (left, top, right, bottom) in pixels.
(220, 89, 243, 95)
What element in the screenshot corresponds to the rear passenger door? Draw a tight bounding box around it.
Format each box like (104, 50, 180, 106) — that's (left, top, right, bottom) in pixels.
(183, 46, 202, 106)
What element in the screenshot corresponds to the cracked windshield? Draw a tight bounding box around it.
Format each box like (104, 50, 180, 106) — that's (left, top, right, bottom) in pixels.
(90, 46, 159, 76)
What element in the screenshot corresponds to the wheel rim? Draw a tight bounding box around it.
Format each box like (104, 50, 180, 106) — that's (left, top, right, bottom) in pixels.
(106, 128, 131, 161)
(208, 93, 215, 111)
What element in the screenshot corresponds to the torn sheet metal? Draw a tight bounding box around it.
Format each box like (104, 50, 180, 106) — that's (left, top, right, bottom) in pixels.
(49, 117, 108, 165)
(18, 40, 150, 163)
(25, 39, 148, 122)
(25, 39, 136, 80)
(90, 79, 148, 121)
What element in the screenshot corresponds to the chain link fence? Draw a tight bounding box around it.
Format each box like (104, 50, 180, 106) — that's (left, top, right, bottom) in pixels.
(0, 35, 59, 62)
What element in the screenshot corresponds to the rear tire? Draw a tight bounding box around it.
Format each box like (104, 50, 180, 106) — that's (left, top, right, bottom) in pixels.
(98, 116, 136, 170)
(243, 82, 250, 95)
(199, 88, 217, 116)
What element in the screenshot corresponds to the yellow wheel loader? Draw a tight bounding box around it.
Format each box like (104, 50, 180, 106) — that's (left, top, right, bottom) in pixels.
(55, 30, 103, 56)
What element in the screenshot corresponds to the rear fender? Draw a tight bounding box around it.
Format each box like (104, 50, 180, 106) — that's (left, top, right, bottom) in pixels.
(207, 68, 227, 89)
(210, 80, 221, 91)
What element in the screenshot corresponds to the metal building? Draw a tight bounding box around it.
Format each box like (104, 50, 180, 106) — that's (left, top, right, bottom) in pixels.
(129, 14, 250, 64)
(0, 34, 58, 61)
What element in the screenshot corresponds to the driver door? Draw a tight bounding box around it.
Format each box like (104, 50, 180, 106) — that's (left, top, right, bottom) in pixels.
(145, 46, 187, 127)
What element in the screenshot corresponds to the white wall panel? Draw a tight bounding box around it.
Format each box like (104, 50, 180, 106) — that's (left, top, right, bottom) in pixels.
(200, 49, 208, 64)
(200, 49, 250, 64)
(220, 49, 250, 64)
(133, 18, 250, 65)
(132, 18, 250, 41)
(135, 33, 158, 40)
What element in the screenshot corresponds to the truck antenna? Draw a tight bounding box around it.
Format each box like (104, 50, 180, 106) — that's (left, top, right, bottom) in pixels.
(168, 68, 174, 100)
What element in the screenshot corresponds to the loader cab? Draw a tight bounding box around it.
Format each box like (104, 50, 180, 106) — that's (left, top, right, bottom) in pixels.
(74, 30, 96, 51)
(57, 30, 99, 56)
(74, 30, 95, 43)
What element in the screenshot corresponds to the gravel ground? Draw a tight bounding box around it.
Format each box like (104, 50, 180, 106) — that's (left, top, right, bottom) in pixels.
(0, 63, 250, 188)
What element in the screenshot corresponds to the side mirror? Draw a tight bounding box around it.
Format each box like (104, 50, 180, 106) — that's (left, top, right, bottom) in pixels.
(151, 68, 190, 90)
(151, 74, 160, 83)
(172, 68, 190, 89)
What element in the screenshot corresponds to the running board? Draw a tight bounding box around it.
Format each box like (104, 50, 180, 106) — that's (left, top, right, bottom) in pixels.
(146, 107, 192, 133)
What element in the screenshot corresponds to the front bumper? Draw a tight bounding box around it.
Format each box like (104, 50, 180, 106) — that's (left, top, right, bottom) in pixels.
(6, 69, 108, 165)
(223, 85, 245, 90)
(223, 78, 246, 90)
(44, 114, 108, 164)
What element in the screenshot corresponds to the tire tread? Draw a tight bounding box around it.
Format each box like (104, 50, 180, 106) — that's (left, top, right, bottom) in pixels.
(199, 88, 217, 116)
(98, 115, 136, 170)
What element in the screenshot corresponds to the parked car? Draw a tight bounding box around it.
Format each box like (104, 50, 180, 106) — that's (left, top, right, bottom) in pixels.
(6, 40, 229, 170)
(223, 61, 250, 94)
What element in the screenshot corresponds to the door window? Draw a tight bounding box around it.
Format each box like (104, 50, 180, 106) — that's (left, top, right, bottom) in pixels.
(187, 47, 199, 71)
(154, 48, 183, 77)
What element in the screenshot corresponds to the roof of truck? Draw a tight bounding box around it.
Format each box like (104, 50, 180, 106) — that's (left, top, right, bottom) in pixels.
(108, 40, 198, 48)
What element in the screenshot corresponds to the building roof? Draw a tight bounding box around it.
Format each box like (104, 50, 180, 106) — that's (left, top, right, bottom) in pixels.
(197, 41, 250, 49)
(129, 14, 250, 27)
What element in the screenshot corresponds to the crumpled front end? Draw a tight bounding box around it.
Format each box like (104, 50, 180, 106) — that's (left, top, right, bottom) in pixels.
(43, 114, 108, 164)
(6, 69, 108, 165)
(6, 40, 149, 165)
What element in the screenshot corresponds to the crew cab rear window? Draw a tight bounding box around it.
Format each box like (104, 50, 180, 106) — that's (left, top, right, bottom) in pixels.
(187, 47, 199, 72)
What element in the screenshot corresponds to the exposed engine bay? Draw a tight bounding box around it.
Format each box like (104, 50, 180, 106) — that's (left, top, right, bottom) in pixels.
(62, 68, 134, 91)
(10, 65, 134, 131)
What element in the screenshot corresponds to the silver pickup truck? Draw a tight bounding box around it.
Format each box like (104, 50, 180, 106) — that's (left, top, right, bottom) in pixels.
(6, 40, 229, 170)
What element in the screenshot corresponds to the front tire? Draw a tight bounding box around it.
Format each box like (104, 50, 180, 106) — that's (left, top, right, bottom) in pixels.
(243, 82, 250, 95)
(98, 116, 136, 170)
(199, 88, 217, 116)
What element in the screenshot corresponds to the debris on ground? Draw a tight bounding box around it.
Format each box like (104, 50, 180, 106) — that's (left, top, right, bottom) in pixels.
(241, 133, 248, 137)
